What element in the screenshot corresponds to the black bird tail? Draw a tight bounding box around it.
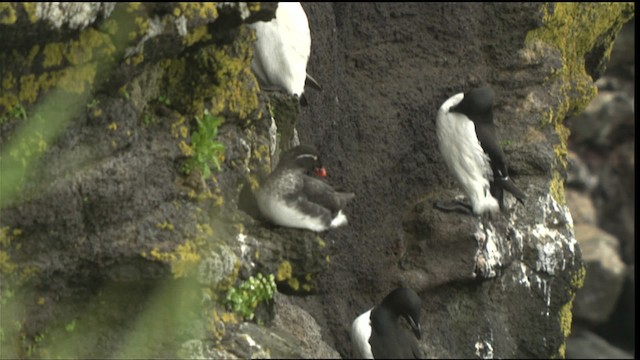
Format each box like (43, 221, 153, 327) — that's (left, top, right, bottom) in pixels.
(499, 177, 526, 205)
(491, 177, 526, 211)
(299, 93, 309, 107)
(305, 73, 323, 91)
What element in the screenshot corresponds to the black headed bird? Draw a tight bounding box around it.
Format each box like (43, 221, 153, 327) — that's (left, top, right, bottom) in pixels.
(248, 2, 322, 106)
(255, 145, 354, 232)
(435, 86, 526, 216)
(351, 287, 424, 359)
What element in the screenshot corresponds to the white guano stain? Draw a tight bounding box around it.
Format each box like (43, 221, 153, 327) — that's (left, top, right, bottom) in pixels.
(35, 3, 116, 30)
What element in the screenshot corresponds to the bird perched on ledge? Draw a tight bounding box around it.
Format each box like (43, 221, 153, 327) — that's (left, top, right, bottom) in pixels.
(435, 86, 526, 216)
(255, 145, 354, 232)
(247, 2, 322, 106)
(351, 287, 424, 359)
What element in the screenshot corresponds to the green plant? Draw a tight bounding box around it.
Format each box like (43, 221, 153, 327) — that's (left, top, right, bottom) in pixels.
(184, 109, 225, 178)
(119, 87, 130, 100)
(0, 103, 28, 124)
(499, 139, 514, 148)
(65, 320, 76, 332)
(86, 98, 100, 109)
(157, 95, 171, 106)
(224, 273, 276, 321)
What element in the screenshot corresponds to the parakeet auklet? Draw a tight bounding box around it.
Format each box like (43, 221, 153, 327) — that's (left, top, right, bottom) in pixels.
(255, 145, 354, 232)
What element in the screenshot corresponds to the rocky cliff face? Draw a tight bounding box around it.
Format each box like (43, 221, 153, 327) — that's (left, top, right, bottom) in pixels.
(0, 3, 633, 359)
(565, 18, 635, 359)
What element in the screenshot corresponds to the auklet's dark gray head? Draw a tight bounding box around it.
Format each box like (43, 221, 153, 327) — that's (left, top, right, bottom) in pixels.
(255, 145, 354, 232)
(276, 144, 327, 177)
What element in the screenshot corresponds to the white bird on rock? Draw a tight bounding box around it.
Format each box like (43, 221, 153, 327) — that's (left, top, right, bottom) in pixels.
(435, 86, 526, 216)
(247, 2, 321, 106)
(255, 145, 354, 232)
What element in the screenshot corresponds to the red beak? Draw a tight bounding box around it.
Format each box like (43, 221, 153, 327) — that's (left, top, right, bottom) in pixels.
(315, 167, 327, 177)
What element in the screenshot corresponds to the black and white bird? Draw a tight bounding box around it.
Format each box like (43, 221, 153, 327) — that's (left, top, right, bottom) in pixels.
(435, 86, 526, 216)
(351, 287, 424, 359)
(248, 2, 321, 106)
(255, 145, 354, 232)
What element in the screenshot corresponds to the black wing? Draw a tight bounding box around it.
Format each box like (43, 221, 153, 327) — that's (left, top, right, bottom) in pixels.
(476, 123, 526, 207)
(301, 176, 354, 215)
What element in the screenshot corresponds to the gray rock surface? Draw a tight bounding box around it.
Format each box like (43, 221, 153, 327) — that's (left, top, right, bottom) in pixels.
(0, 3, 633, 359)
(567, 327, 633, 359)
(572, 224, 626, 324)
(566, 16, 635, 358)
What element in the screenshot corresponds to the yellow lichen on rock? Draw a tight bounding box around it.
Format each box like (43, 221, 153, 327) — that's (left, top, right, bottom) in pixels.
(21, 3, 38, 23)
(528, 3, 633, 114)
(556, 264, 585, 359)
(149, 240, 202, 279)
(525, 3, 633, 205)
(276, 260, 292, 282)
(1, 26, 116, 114)
(0, 3, 17, 25)
(176, 3, 219, 21)
(183, 25, 211, 47)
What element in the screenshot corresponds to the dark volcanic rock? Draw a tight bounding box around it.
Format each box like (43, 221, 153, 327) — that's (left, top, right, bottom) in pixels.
(0, 2, 633, 359)
(297, 2, 631, 358)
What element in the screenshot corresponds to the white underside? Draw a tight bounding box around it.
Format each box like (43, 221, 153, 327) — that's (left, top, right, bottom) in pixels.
(248, 2, 310, 97)
(330, 210, 348, 228)
(436, 93, 499, 215)
(351, 309, 374, 359)
(256, 190, 349, 232)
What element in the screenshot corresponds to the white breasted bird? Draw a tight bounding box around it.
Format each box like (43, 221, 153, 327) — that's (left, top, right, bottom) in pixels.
(351, 287, 424, 359)
(435, 86, 526, 216)
(248, 2, 322, 106)
(255, 145, 354, 232)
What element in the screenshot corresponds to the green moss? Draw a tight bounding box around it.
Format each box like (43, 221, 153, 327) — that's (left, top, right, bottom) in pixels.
(276, 260, 292, 282)
(161, 25, 260, 121)
(525, 3, 633, 205)
(0, 227, 38, 283)
(527, 3, 633, 117)
(21, 3, 38, 23)
(175, 3, 219, 20)
(0, 27, 116, 114)
(549, 171, 566, 206)
(183, 25, 212, 47)
(146, 240, 201, 279)
(42, 43, 65, 68)
(554, 250, 586, 358)
(0, 3, 17, 25)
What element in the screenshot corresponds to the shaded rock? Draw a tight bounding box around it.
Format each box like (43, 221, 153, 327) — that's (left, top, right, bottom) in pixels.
(594, 265, 635, 354)
(566, 326, 633, 359)
(565, 188, 597, 225)
(568, 89, 634, 150)
(221, 322, 307, 359)
(573, 224, 626, 324)
(296, 2, 632, 358)
(566, 151, 599, 193)
(0, 2, 634, 360)
(270, 292, 340, 359)
(593, 140, 635, 264)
